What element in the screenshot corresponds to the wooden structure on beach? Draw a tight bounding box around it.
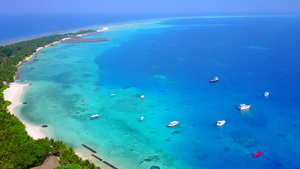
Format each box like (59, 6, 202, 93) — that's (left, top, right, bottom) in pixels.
(103, 161, 118, 169)
(81, 144, 97, 153)
(60, 38, 109, 43)
(82, 144, 118, 169)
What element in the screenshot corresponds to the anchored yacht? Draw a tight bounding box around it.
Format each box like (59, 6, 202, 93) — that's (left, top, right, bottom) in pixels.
(239, 104, 251, 110)
(217, 120, 226, 127)
(168, 121, 179, 127)
(91, 114, 101, 120)
(209, 77, 219, 83)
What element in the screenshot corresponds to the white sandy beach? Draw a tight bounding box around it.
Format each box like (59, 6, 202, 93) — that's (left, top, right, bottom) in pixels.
(3, 83, 46, 140)
(3, 27, 113, 166)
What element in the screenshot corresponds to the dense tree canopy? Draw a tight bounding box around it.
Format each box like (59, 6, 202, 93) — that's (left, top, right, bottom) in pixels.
(55, 164, 83, 169)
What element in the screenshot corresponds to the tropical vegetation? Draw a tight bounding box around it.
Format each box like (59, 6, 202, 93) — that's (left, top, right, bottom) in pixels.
(0, 30, 100, 169)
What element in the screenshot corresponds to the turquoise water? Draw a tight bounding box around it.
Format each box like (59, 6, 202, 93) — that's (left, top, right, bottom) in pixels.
(17, 16, 300, 169)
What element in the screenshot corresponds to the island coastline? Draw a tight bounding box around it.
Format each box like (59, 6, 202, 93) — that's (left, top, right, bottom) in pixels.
(14, 27, 110, 71)
(2, 26, 111, 168)
(3, 82, 46, 140)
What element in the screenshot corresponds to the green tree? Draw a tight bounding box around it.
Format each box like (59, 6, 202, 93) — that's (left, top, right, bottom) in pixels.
(0, 29, 100, 169)
(12, 139, 50, 168)
(55, 164, 82, 169)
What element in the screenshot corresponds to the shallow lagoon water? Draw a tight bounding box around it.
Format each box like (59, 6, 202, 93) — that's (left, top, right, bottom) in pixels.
(17, 16, 300, 168)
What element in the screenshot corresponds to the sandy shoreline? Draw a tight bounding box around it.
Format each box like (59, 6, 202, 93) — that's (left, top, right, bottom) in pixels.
(3, 83, 92, 162)
(3, 27, 112, 166)
(5, 27, 111, 140)
(3, 83, 46, 140)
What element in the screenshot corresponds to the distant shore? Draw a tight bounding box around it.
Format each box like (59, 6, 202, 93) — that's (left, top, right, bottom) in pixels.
(14, 27, 110, 74)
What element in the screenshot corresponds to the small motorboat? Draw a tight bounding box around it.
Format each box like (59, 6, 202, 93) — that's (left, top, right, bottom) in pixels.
(253, 150, 261, 157)
(82, 99, 87, 103)
(217, 120, 226, 127)
(209, 77, 219, 83)
(168, 121, 179, 127)
(141, 95, 144, 100)
(110, 94, 115, 97)
(91, 114, 101, 120)
(239, 104, 251, 110)
(264, 92, 269, 97)
(140, 117, 144, 121)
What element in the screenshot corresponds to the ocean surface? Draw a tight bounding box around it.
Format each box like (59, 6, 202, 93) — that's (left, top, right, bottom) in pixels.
(0, 13, 177, 46)
(15, 16, 300, 169)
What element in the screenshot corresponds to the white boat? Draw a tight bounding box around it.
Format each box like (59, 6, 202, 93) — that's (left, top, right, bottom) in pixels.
(140, 117, 144, 121)
(168, 121, 179, 127)
(209, 76, 219, 83)
(91, 114, 101, 120)
(239, 104, 251, 110)
(217, 120, 226, 127)
(264, 92, 269, 97)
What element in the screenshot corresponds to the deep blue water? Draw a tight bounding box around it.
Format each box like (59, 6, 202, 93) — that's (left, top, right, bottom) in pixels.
(16, 16, 300, 169)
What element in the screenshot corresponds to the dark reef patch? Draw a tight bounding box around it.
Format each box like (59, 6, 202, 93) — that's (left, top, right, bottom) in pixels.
(292, 124, 299, 129)
(61, 83, 71, 89)
(275, 162, 282, 167)
(95, 82, 102, 86)
(224, 147, 230, 152)
(165, 137, 171, 142)
(233, 135, 258, 148)
(82, 73, 92, 78)
(143, 155, 159, 162)
(172, 131, 181, 134)
(123, 86, 133, 89)
(276, 133, 285, 138)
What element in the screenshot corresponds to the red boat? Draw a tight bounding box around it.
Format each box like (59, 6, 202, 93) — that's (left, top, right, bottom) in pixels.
(82, 99, 87, 103)
(253, 150, 261, 157)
